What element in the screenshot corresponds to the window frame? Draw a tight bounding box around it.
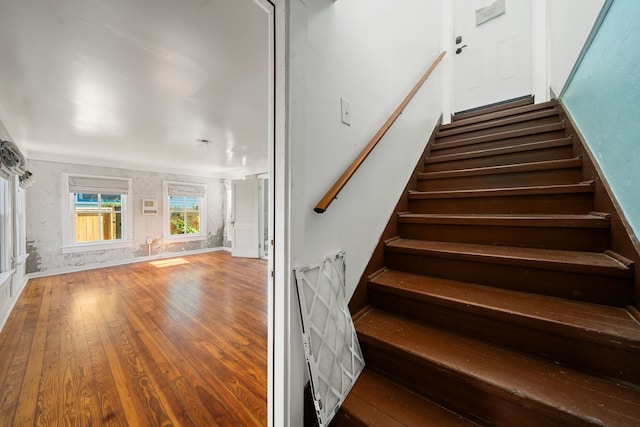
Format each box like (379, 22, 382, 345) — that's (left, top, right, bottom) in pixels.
(61, 173, 133, 253)
(0, 175, 13, 275)
(162, 180, 207, 243)
(13, 179, 28, 265)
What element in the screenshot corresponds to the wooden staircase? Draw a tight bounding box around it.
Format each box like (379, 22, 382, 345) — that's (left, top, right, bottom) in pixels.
(334, 99, 640, 426)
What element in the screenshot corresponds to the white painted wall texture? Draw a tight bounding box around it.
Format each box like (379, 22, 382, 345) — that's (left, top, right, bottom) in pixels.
(547, 0, 606, 96)
(289, 0, 444, 299)
(25, 159, 227, 275)
(285, 0, 445, 424)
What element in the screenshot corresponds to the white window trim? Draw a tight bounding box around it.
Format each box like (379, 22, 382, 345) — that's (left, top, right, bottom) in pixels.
(0, 269, 16, 289)
(0, 176, 12, 273)
(162, 180, 207, 243)
(61, 173, 133, 253)
(13, 180, 28, 262)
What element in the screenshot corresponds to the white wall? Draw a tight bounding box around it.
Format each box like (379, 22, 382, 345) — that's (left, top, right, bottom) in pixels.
(285, 0, 445, 424)
(290, 0, 444, 297)
(547, 0, 606, 97)
(25, 160, 227, 275)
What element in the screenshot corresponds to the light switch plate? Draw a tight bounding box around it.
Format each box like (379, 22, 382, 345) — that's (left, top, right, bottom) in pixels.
(340, 97, 351, 126)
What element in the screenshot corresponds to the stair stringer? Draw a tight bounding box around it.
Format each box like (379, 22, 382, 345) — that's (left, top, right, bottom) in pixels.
(348, 119, 440, 317)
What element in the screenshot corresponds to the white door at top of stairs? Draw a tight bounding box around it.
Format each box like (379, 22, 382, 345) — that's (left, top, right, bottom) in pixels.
(453, 0, 533, 113)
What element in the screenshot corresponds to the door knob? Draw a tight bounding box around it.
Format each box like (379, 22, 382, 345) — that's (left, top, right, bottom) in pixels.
(456, 44, 468, 54)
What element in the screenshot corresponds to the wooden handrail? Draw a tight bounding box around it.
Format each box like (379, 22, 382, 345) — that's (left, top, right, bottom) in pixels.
(314, 51, 447, 213)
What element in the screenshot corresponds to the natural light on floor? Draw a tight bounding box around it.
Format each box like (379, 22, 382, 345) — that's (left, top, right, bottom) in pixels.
(150, 258, 190, 268)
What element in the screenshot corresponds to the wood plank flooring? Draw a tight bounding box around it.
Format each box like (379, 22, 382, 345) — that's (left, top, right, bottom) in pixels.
(0, 251, 268, 426)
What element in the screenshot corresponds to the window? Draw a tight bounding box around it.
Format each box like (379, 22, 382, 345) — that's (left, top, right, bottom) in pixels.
(163, 181, 206, 241)
(169, 196, 200, 235)
(73, 193, 122, 242)
(62, 174, 132, 252)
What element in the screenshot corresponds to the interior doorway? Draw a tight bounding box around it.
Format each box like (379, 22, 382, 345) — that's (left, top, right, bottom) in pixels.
(452, 0, 533, 112)
(259, 177, 269, 259)
(230, 178, 260, 259)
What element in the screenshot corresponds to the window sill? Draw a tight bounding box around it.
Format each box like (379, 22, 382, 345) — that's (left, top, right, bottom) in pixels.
(163, 234, 207, 244)
(62, 240, 134, 254)
(0, 269, 16, 287)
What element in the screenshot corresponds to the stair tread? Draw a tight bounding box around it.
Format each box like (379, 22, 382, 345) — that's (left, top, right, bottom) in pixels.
(357, 308, 640, 426)
(397, 213, 610, 228)
(370, 269, 640, 348)
(442, 100, 558, 130)
(431, 122, 566, 152)
(385, 239, 634, 277)
(408, 181, 595, 200)
(425, 137, 572, 165)
(436, 108, 560, 138)
(453, 97, 534, 121)
(418, 157, 582, 180)
(341, 368, 479, 426)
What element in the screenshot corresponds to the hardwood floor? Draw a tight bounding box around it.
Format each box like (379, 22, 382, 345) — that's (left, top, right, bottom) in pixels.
(0, 251, 268, 426)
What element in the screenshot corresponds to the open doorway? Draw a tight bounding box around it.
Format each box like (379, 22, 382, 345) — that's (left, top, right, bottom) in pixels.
(260, 177, 270, 259)
(229, 175, 270, 260)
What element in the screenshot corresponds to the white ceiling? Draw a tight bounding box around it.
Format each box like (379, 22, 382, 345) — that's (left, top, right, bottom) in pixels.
(0, 0, 271, 178)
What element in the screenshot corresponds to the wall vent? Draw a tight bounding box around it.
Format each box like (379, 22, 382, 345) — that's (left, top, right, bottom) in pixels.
(142, 199, 158, 215)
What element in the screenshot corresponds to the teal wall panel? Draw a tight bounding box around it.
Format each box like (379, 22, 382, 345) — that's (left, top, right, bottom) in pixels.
(563, 0, 640, 237)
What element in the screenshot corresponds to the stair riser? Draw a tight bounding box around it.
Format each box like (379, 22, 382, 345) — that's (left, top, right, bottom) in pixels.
(432, 130, 566, 157)
(383, 252, 633, 306)
(368, 288, 640, 384)
(360, 342, 582, 427)
(417, 168, 582, 191)
(397, 223, 610, 252)
(435, 115, 561, 144)
(408, 193, 594, 215)
(445, 102, 554, 130)
(424, 146, 573, 172)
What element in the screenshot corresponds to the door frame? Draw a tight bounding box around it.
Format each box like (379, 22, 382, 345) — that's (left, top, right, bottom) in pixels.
(532, 1, 549, 105)
(442, 0, 548, 122)
(253, 0, 286, 425)
(270, 1, 556, 424)
(269, 1, 291, 426)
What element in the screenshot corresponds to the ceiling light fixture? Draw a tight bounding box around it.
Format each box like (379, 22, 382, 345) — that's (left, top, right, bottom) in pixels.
(197, 138, 214, 149)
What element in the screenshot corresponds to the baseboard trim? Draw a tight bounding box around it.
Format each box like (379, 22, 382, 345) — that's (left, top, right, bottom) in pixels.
(25, 246, 231, 280)
(0, 275, 29, 335)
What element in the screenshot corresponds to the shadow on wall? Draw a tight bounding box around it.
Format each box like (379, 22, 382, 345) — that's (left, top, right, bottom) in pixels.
(25, 240, 41, 273)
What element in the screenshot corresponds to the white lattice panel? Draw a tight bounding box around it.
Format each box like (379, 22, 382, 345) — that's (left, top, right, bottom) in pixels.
(294, 251, 365, 427)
